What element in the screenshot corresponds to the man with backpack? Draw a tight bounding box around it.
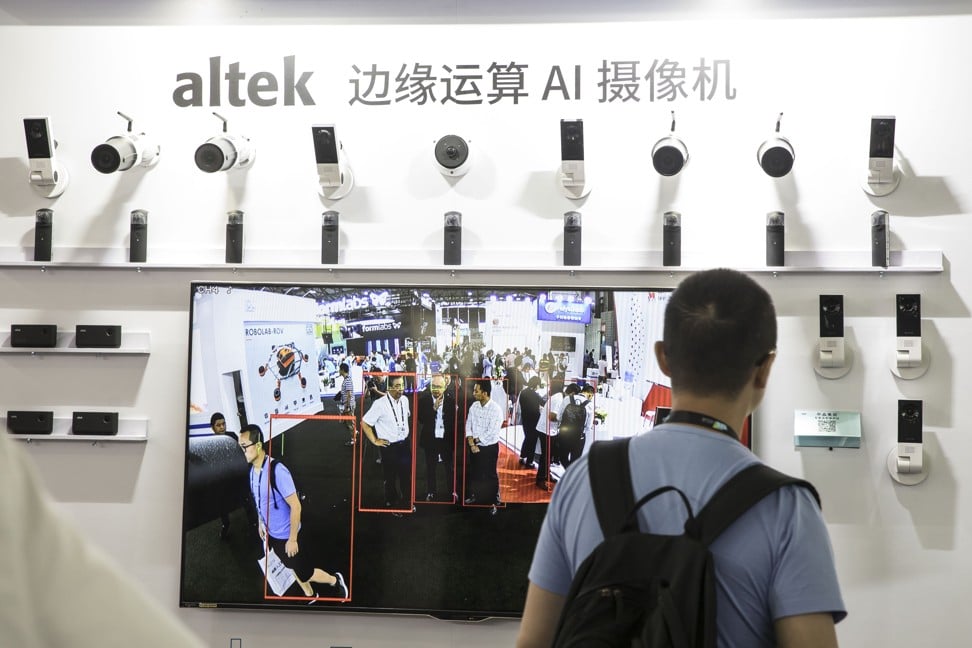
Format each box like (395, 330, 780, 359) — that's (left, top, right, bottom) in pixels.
(517, 269, 845, 648)
(556, 383, 593, 468)
(239, 424, 348, 602)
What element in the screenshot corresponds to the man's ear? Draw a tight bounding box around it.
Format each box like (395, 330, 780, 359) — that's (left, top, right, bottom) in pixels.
(654, 341, 672, 377)
(753, 352, 776, 390)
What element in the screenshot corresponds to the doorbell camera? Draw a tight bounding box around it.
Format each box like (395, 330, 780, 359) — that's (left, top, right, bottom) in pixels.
(871, 210, 890, 268)
(652, 111, 688, 177)
(765, 211, 785, 266)
(434, 134, 472, 177)
(894, 293, 923, 373)
(563, 211, 582, 266)
(195, 112, 254, 173)
(23, 116, 69, 197)
(312, 124, 353, 199)
(894, 399, 924, 475)
(321, 210, 339, 264)
(756, 113, 794, 178)
(662, 211, 681, 267)
(91, 112, 159, 174)
(816, 294, 847, 374)
(819, 295, 844, 338)
(130, 209, 148, 263)
(34, 208, 53, 262)
(864, 115, 900, 196)
(225, 210, 244, 263)
(443, 211, 462, 266)
(559, 119, 590, 199)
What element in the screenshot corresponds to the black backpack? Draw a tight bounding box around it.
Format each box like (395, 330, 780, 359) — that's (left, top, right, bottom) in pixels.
(560, 395, 590, 438)
(266, 457, 306, 509)
(551, 437, 820, 648)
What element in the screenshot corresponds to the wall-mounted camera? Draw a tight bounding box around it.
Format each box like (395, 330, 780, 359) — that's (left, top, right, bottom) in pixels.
(864, 115, 900, 196)
(887, 399, 927, 485)
(871, 210, 890, 268)
(312, 124, 353, 199)
(662, 211, 681, 267)
(652, 111, 688, 177)
(814, 294, 852, 379)
(444, 211, 462, 266)
(765, 211, 785, 266)
(434, 134, 472, 177)
(90, 111, 160, 174)
(563, 211, 582, 266)
(891, 293, 927, 379)
(195, 112, 254, 173)
(23, 116, 69, 198)
(321, 210, 339, 264)
(558, 118, 590, 199)
(756, 113, 794, 178)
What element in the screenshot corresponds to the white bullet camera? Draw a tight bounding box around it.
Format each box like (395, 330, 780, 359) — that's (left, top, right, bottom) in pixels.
(312, 124, 354, 199)
(651, 111, 688, 177)
(91, 111, 160, 174)
(23, 116, 69, 198)
(434, 134, 472, 177)
(756, 113, 794, 178)
(194, 112, 255, 173)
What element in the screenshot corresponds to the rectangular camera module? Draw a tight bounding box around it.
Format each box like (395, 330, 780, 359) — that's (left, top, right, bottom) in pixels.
(896, 294, 921, 338)
(24, 117, 54, 159)
(819, 295, 844, 338)
(560, 119, 585, 161)
(869, 116, 896, 159)
(898, 399, 922, 444)
(312, 125, 340, 165)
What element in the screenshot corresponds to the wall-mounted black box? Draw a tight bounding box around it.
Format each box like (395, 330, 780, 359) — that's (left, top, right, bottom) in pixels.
(6, 410, 54, 435)
(72, 411, 119, 436)
(10, 324, 58, 348)
(75, 325, 122, 348)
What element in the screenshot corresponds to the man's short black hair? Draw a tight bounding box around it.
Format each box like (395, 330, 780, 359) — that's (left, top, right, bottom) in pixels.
(210, 412, 225, 427)
(240, 424, 264, 446)
(339, 362, 350, 373)
(476, 379, 493, 396)
(663, 268, 777, 397)
(564, 383, 581, 396)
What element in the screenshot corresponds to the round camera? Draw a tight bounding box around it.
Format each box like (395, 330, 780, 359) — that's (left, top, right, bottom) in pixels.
(91, 136, 139, 174)
(195, 138, 237, 173)
(757, 139, 794, 178)
(651, 136, 688, 177)
(434, 135, 471, 176)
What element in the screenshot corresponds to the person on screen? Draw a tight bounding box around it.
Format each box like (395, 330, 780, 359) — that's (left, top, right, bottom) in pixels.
(517, 376, 546, 470)
(360, 376, 413, 510)
(239, 424, 348, 602)
(338, 362, 357, 447)
(418, 373, 458, 502)
(210, 411, 254, 542)
(517, 268, 845, 648)
(0, 421, 206, 647)
(464, 380, 504, 515)
(555, 383, 592, 468)
(536, 377, 564, 491)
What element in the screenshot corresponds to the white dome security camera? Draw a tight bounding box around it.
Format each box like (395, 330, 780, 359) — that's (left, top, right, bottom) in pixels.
(757, 113, 794, 178)
(651, 111, 689, 177)
(91, 112, 160, 174)
(434, 134, 472, 177)
(194, 112, 255, 173)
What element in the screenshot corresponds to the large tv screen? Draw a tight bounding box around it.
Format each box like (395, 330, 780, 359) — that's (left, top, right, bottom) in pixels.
(179, 282, 747, 618)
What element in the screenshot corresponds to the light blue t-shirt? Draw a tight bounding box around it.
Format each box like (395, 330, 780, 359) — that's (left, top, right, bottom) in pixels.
(249, 457, 297, 541)
(528, 424, 846, 647)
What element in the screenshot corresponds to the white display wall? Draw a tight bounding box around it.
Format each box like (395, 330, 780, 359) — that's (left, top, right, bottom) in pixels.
(2, 3, 972, 646)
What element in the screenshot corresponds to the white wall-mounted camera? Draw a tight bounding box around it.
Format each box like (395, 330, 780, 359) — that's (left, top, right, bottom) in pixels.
(890, 293, 928, 379)
(887, 399, 927, 485)
(194, 112, 255, 173)
(814, 294, 852, 379)
(312, 124, 353, 199)
(434, 134, 472, 177)
(558, 118, 591, 199)
(91, 111, 160, 174)
(863, 115, 900, 196)
(652, 111, 688, 177)
(756, 113, 794, 178)
(23, 116, 69, 198)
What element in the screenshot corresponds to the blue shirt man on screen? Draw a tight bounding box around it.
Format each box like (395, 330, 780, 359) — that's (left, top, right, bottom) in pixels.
(517, 268, 846, 648)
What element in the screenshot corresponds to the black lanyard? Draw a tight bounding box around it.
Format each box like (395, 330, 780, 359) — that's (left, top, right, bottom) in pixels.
(662, 410, 738, 441)
(387, 394, 406, 430)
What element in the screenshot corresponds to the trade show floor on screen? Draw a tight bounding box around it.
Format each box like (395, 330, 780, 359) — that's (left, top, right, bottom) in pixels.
(182, 406, 548, 617)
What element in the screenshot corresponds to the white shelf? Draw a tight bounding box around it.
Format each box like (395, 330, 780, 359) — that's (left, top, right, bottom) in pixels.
(3, 416, 148, 443)
(0, 247, 945, 275)
(0, 331, 150, 355)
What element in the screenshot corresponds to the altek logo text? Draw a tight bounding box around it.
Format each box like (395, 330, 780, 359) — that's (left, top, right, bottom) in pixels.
(172, 55, 315, 107)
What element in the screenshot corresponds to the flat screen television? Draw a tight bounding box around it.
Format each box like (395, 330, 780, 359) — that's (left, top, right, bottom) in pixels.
(179, 282, 750, 618)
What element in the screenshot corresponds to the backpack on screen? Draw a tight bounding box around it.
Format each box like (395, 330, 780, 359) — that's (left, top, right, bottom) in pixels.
(551, 437, 820, 648)
(559, 395, 590, 438)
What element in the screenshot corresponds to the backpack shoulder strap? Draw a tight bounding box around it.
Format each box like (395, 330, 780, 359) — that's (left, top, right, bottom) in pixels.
(588, 438, 635, 537)
(688, 462, 821, 546)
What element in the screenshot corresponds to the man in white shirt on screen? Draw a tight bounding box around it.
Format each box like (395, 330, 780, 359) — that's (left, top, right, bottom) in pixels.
(463, 379, 504, 515)
(361, 376, 413, 510)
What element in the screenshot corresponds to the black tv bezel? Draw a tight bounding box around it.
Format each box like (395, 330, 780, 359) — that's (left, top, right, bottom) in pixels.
(179, 279, 676, 619)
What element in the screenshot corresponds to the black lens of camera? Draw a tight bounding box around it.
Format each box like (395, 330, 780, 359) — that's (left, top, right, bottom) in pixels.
(195, 142, 230, 173)
(652, 145, 685, 176)
(91, 143, 122, 174)
(760, 146, 794, 177)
